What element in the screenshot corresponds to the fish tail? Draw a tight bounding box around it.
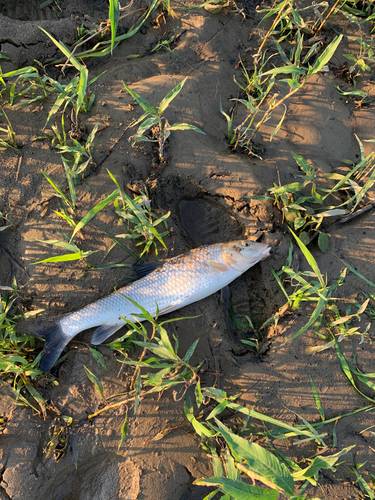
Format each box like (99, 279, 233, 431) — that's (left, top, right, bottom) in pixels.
(38, 320, 70, 372)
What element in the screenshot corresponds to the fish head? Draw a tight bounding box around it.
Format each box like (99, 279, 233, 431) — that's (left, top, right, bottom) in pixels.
(222, 240, 271, 272)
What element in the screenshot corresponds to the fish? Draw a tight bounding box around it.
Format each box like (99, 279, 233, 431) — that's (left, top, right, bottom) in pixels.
(36, 239, 271, 372)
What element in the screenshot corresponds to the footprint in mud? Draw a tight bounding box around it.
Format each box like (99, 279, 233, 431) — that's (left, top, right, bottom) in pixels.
(50, 454, 140, 500)
(150, 174, 244, 246)
(178, 197, 243, 247)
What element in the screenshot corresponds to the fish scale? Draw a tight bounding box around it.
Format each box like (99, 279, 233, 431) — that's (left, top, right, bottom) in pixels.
(60, 244, 225, 336)
(37, 240, 271, 372)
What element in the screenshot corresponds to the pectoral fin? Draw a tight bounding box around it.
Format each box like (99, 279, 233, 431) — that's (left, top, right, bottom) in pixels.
(208, 260, 230, 274)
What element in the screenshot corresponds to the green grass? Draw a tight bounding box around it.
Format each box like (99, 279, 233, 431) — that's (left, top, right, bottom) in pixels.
(221, 31, 343, 155)
(85, 302, 203, 421)
(189, 386, 363, 499)
(262, 233, 371, 347)
(1, 0, 375, 491)
(220, 0, 374, 155)
(247, 139, 375, 249)
(30, 169, 171, 266)
(48, 0, 161, 63)
(122, 77, 205, 167)
(0, 109, 18, 150)
(0, 286, 47, 417)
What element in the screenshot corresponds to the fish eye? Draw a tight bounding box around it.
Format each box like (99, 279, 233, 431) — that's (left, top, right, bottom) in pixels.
(245, 243, 249, 247)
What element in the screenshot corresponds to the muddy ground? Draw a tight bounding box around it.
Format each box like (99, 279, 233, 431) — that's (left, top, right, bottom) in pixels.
(0, 0, 375, 499)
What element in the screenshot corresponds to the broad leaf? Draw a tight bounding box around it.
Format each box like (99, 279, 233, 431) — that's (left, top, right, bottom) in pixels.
(158, 77, 188, 116)
(318, 232, 330, 253)
(311, 35, 343, 74)
(166, 123, 205, 134)
(194, 477, 279, 500)
(214, 419, 294, 496)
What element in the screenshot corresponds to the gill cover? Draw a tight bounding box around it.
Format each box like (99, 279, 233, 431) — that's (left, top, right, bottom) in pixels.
(222, 240, 270, 271)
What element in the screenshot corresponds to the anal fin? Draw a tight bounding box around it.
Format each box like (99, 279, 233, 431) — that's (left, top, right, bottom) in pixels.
(91, 324, 124, 345)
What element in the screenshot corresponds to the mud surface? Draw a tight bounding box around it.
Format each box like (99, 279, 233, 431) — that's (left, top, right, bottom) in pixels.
(0, 0, 375, 499)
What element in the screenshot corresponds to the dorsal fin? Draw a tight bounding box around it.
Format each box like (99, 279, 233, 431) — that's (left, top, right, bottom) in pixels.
(133, 261, 165, 278)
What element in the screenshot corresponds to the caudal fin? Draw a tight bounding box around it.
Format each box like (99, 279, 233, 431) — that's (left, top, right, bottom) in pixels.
(38, 321, 70, 372)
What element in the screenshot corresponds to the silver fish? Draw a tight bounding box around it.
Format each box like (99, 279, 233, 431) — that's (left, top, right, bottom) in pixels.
(38, 240, 271, 371)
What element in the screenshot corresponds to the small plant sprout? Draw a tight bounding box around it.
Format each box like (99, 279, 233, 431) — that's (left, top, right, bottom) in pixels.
(30, 170, 170, 267)
(122, 77, 205, 166)
(109, 171, 170, 258)
(0, 109, 17, 150)
(336, 84, 375, 107)
(48, 0, 160, 65)
(0, 286, 47, 417)
(265, 234, 371, 353)
(336, 0, 375, 31)
(351, 458, 375, 499)
(39, 28, 102, 131)
(222, 34, 343, 155)
(256, 0, 329, 50)
(342, 35, 375, 84)
(88, 301, 203, 422)
(29, 172, 119, 266)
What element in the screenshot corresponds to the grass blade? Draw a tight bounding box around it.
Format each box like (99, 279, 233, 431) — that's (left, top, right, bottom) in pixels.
(27, 238, 79, 253)
(334, 338, 375, 404)
(94, 224, 138, 260)
(203, 388, 325, 442)
(84, 365, 105, 401)
(109, 0, 119, 55)
(32, 250, 98, 264)
(118, 408, 129, 450)
(39, 28, 85, 72)
(41, 170, 72, 209)
(270, 103, 287, 141)
(334, 256, 375, 288)
(261, 65, 306, 76)
(158, 77, 188, 116)
(70, 189, 120, 241)
(61, 157, 76, 208)
(184, 394, 214, 438)
(166, 123, 205, 134)
(290, 229, 325, 287)
(76, 67, 88, 115)
(122, 81, 156, 115)
(309, 375, 325, 421)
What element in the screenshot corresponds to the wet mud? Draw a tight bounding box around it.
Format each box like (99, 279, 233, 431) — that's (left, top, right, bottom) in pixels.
(0, 0, 375, 499)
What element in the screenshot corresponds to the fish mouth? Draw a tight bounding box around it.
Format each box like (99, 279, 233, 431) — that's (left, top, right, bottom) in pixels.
(260, 245, 272, 259)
